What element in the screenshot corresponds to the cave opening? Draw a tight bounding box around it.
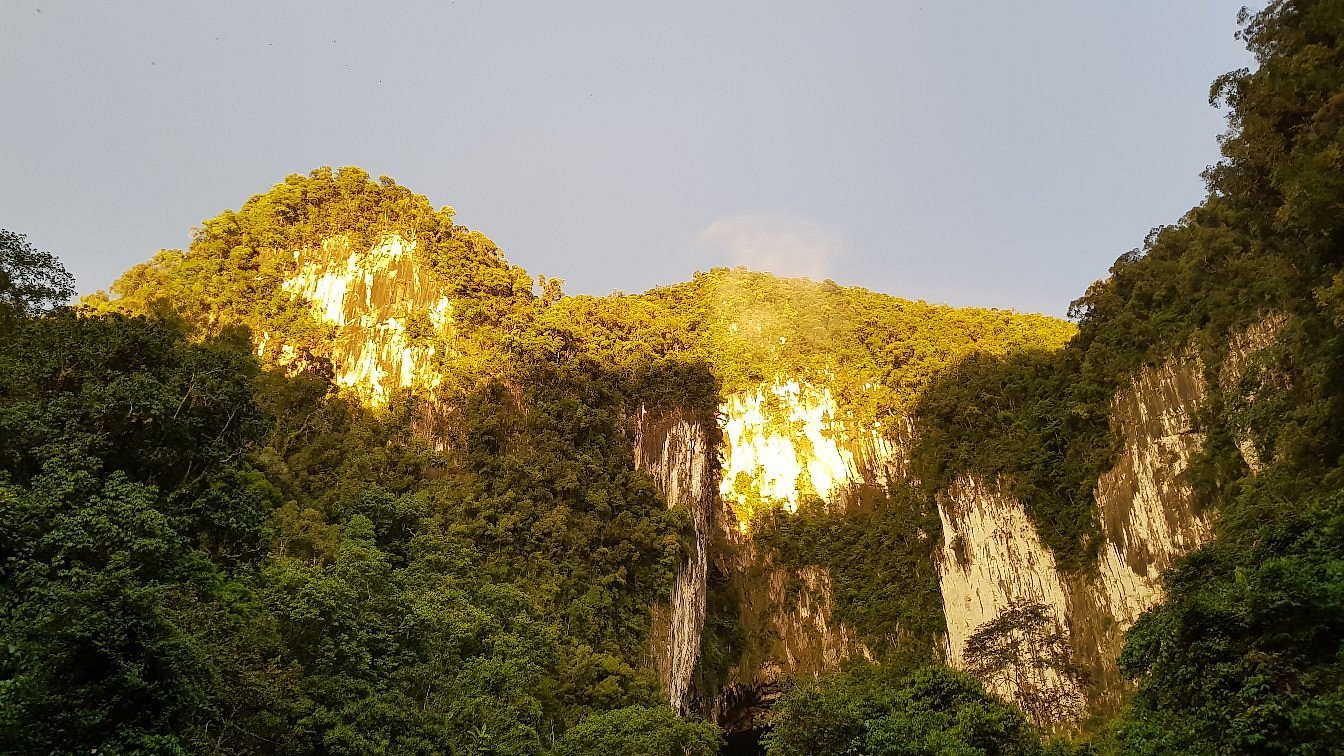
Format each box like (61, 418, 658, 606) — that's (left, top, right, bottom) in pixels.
(720, 726, 768, 755)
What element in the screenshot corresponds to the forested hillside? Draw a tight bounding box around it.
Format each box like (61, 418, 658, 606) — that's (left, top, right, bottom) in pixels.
(0, 232, 709, 752)
(0, 169, 1069, 755)
(3, 1, 1343, 754)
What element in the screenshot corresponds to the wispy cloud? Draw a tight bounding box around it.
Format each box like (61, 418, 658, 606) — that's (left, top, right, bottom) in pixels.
(698, 214, 842, 280)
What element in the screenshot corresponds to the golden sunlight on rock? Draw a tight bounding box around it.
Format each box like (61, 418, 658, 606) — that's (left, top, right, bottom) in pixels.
(268, 234, 454, 405)
(718, 380, 899, 527)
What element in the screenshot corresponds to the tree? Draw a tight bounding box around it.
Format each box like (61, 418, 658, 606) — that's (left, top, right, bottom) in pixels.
(0, 311, 280, 753)
(0, 229, 74, 321)
(763, 665, 1054, 756)
(963, 603, 1088, 729)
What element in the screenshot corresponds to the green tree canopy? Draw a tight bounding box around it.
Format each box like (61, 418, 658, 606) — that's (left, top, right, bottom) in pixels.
(0, 229, 74, 321)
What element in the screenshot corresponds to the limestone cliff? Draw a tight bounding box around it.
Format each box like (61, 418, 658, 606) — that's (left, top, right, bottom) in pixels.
(632, 382, 898, 714)
(683, 320, 1283, 729)
(251, 231, 1287, 729)
(261, 233, 452, 405)
(935, 320, 1283, 725)
(703, 381, 903, 721)
(719, 380, 908, 524)
(634, 410, 715, 713)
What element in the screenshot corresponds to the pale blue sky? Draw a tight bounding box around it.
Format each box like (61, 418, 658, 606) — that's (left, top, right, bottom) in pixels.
(0, 1, 1252, 315)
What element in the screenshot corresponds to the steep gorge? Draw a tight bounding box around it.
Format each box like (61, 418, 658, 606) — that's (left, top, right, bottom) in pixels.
(164, 226, 1246, 729)
(20, 7, 1344, 751)
(688, 317, 1283, 729)
(249, 228, 1264, 728)
(85, 167, 1305, 739)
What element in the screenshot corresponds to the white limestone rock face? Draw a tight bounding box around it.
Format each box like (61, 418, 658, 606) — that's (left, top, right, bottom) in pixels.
(635, 393, 885, 713)
(257, 236, 1291, 728)
(1088, 317, 1285, 651)
(1094, 350, 1211, 608)
(718, 379, 907, 526)
(937, 476, 1086, 725)
(767, 563, 874, 671)
(270, 234, 452, 404)
(705, 379, 902, 710)
(241, 230, 1296, 731)
(938, 476, 1073, 657)
(939, 318, 1287, 723)
(937, 351, 1213, 725)
(635, 411, 714, 713)
(1081, 351, 1212, 697)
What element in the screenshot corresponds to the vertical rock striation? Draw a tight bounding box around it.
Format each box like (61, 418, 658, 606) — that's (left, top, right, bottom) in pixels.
(262, 234, 1291, 728)
(718, 379, 907, 526)
(938, 319, 1284, 724)
(936, 351, 1211, 724)
(634, 410, 715, 713)
(270, 234, 452, 404)
(707, 380, 901, 720)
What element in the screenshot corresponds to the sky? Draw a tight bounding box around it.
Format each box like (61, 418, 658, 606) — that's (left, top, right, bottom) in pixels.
(1, 1, 1254, 316)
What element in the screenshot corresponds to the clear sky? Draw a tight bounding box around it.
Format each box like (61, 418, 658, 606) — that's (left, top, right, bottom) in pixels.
(1, 1, 1253, 315)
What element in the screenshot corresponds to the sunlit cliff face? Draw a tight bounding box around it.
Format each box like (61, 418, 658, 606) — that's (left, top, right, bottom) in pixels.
(708, 336, 1275, 727)
(935, 319, 1284, 726)
(932, 351, 1217, 726)
(247, 235, 1287, 728)
(718, 380, 898, 528)
(937, 475, 1087, 724)
(260, 234, 453, 405)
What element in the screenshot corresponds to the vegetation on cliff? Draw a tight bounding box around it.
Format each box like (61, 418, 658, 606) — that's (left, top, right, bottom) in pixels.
(910, 1, 1344, 751)
(3, 1, 1343, 752)
(763, 2, 1344, 749)
(2, 214, 702, 752)
(0, 174, 1074, 752)
(762, 665, 1078, 756)
(751, 483, 945, 653)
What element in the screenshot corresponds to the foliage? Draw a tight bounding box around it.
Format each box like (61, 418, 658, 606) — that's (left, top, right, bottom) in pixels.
(752, 483, 946, 650)
(0, 229, 75, 322)
(1099, 3, 1344, 751)
(911, 348, 1112, 572)
(693, 559, 748, 698)
(552, 706, 722, 756)
(1108, 478, 1344, 754)
(1, 218, 702, 751)
(546, 268, 1074, 422)
(963, 602, 1088, 728)
(83, 166, 533, 350)
(0, 310, 277, 752)
(13, 2, 1344, 748)
(540, 270, 1072, 691)
(905, 1, 1344, 750)
(762, 665, 1068, 756)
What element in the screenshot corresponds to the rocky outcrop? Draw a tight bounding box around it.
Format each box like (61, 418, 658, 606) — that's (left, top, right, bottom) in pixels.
(263, 233, 1288, 728)
(935, 350, 1210, 725)
(702, 381, 899, 722)
(1080, 349, 1212, 711)
(265, 234, 453, 404)
(689, 321, 1284, 728)
(650, 355, 1223, 727)
(937, 476, 1085, 724)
